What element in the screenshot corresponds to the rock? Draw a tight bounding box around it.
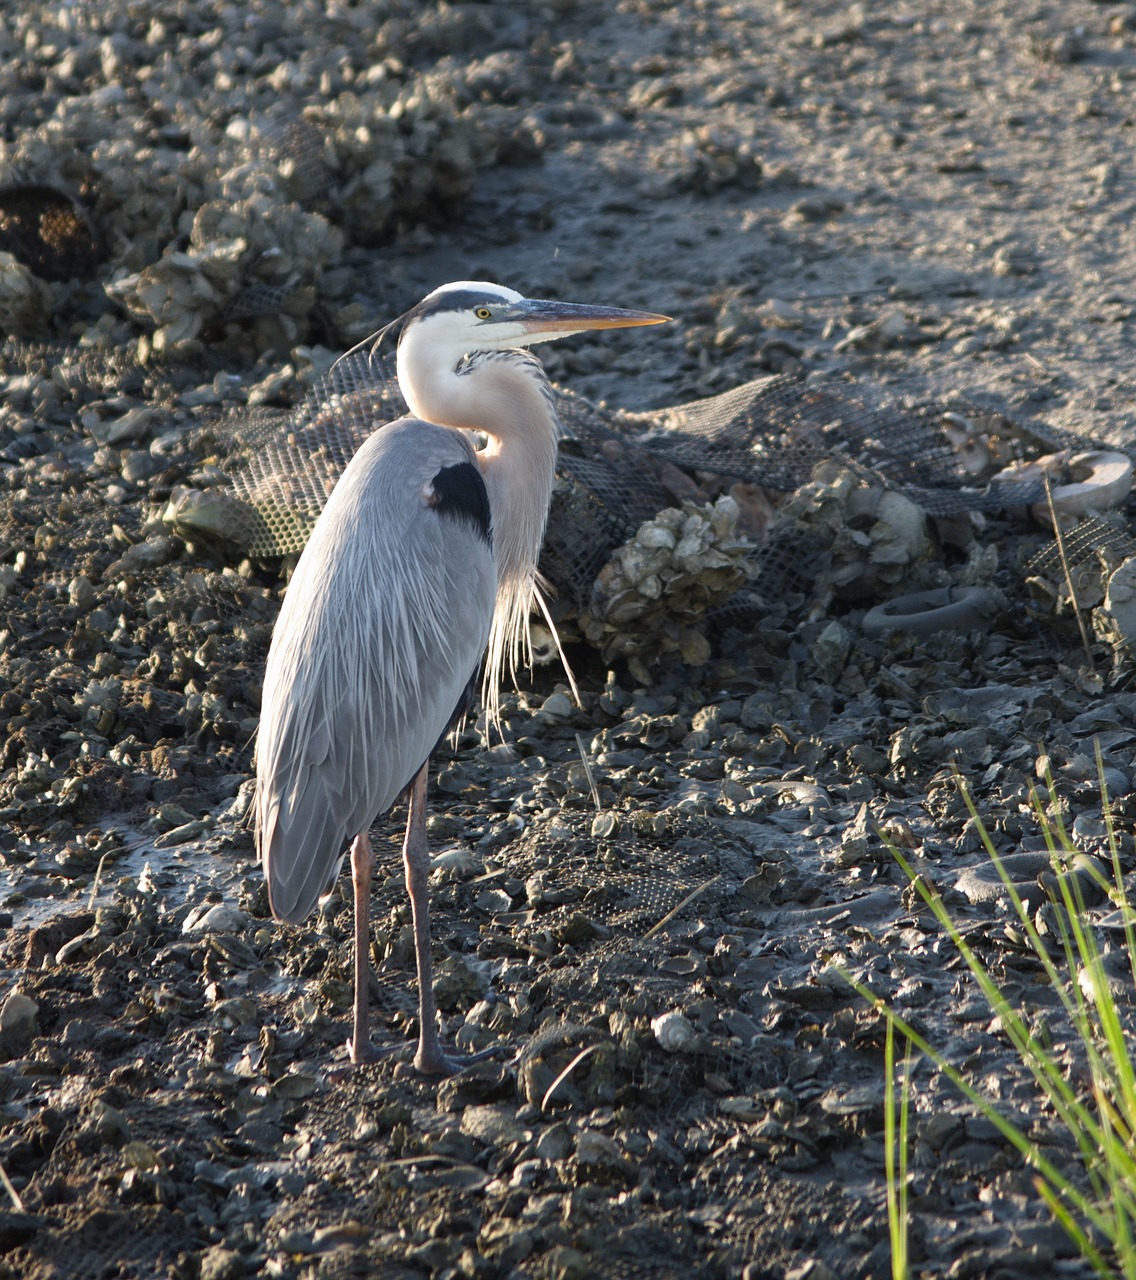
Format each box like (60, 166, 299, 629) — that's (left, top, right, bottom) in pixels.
(68, 575, 95, 609)
(199, 1245, 246, 1280)
(459, 1105, 529, 1148)
(0, 1211, 50, 1252)
(0, 992, 38, 1055)
(548, 1245, 592, 1280)
(540, 691, 574, 720)
(535, 1122, 574, 1161)
(183, 903, 247, 935)
(574, 1128, 627, 1171)
(87, 1098, 131, 1145)
(591, 812, 619, 839)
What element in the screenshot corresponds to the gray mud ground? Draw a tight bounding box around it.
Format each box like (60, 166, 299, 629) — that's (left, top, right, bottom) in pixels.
(3, 2, 1136, 1278)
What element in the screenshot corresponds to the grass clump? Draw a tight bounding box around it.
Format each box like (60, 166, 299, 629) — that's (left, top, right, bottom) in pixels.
(851, 758, 1136, 1279)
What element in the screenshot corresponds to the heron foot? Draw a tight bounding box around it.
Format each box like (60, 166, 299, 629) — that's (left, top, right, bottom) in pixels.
(329, 1037, 507, 1080)
(409, 1041, 508, 1078)
(350, 1037, 403, 1066)
(322, 1038, 405, 1081)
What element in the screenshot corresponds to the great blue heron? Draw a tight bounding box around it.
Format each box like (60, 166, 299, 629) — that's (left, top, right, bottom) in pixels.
(255, 281, 668, 1073)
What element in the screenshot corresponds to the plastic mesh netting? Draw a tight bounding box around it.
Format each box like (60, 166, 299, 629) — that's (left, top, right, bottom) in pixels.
(179, 351, 1104, 614)
(622, 377, 1072, 515)
(173, 354, 407, 557)
(1027, 512, 1136, 580)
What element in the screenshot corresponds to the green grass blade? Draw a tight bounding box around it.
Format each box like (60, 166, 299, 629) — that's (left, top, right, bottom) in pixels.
(866, 752, 1136, 1276)
(884, 1017, 908, 1280)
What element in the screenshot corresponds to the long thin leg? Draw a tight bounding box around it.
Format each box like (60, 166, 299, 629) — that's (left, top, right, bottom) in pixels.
(402, 763, 451, 1074)
(349, 830, 379, 1064)
(342, 768, 503, 1076)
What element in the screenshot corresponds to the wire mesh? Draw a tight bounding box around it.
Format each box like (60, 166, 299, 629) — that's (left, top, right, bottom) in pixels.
(192, 353, 1113, 620)
(1027, 512, 1136, 579)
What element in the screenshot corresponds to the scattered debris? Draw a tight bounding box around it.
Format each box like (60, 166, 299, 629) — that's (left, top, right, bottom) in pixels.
(2, 3, 1136, 1279)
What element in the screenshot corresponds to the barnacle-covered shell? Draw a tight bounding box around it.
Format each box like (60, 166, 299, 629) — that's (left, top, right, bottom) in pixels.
(107, 196, 343, 354)
(0, 8, 506, 349)
(580, 496, 753, 681)
(776, 461, 932, 603)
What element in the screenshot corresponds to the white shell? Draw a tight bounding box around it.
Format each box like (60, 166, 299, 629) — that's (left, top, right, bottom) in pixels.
(651, 1010, 697, 1053)
(1039, 451, 1134, 520)
(991, 451, 1134, 522)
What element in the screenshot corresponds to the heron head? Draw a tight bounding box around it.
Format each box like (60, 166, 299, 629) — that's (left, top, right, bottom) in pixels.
(392, 281, 669, 431)
(397, 280, 669, 360)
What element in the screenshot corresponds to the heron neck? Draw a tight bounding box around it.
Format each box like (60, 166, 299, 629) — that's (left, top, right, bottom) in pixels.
(403, 350, 559, 565)
(473, 358, 560, 724)
(479, 410, 557, 587)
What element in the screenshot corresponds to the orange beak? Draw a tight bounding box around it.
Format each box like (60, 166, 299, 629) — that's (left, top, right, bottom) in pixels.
(509, 298, 671, 338)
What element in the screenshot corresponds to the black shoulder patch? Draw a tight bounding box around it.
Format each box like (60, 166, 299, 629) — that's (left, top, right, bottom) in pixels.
(428, 462, 492, 545)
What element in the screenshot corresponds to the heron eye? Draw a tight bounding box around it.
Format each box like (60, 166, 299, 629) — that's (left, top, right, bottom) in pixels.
(474, 307, 492, 319)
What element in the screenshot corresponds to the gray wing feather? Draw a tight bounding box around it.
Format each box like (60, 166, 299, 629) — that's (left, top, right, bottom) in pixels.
(255, 419, 495, 923)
